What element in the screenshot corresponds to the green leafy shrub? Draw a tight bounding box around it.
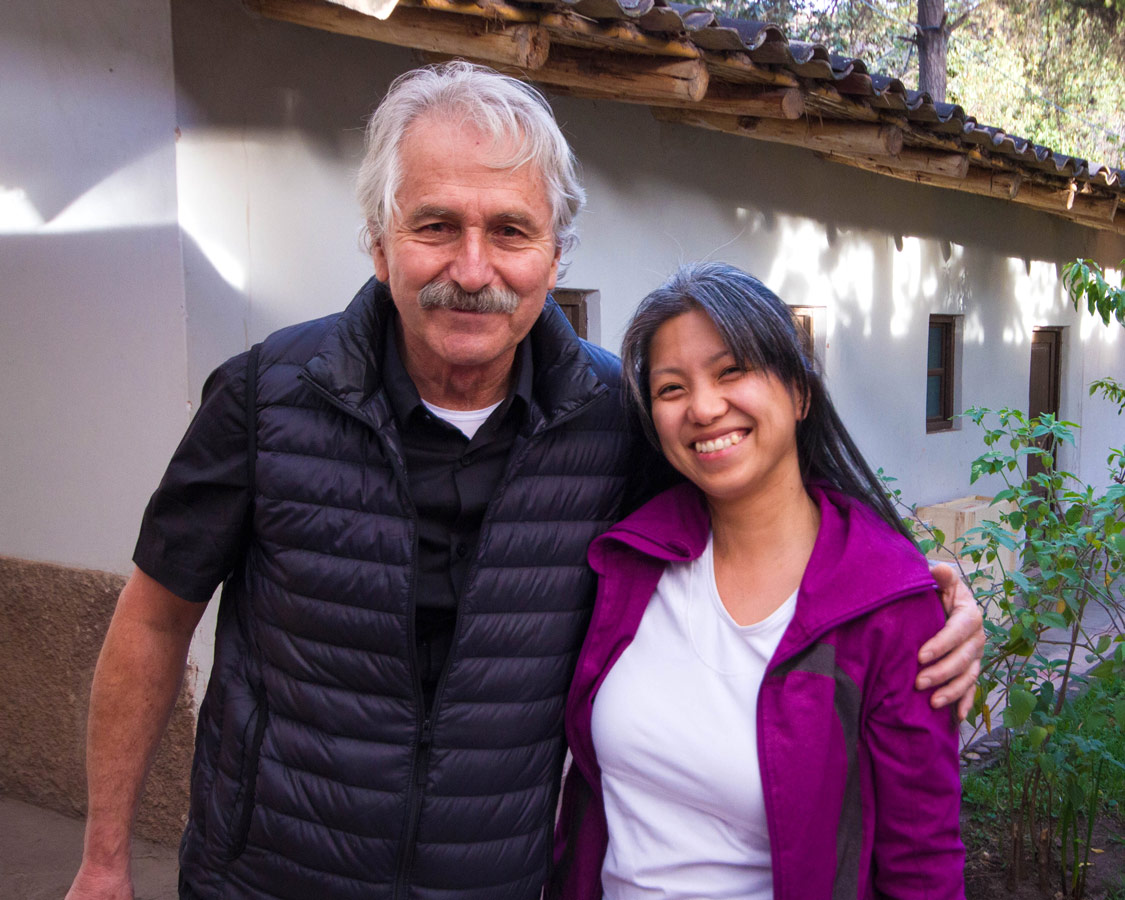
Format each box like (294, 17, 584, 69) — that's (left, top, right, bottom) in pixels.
(884, 403, 1125, 897)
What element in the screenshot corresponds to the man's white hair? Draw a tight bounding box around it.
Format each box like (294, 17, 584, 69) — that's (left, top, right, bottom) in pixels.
(357, 61, 586, 257)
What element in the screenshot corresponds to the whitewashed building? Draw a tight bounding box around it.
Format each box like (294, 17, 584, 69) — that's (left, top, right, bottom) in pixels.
(2, 0, 1123, 841)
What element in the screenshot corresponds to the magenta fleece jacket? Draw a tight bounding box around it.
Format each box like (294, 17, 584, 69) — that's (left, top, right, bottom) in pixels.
(549, 482, 965, 900)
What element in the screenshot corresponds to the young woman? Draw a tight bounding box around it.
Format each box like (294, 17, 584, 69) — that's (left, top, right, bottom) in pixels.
(550, 263, 965, 900)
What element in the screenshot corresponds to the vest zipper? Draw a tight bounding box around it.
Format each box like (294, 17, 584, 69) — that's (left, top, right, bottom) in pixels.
(393, 713, 433, 899)
(296, 377, 429, 900)
(300, 369, 612, 897)
(391, 412, 565, 895)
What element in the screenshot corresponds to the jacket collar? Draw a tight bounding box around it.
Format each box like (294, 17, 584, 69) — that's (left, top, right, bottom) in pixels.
(300, 277, 608, 433)
(589, 481, 935, 638)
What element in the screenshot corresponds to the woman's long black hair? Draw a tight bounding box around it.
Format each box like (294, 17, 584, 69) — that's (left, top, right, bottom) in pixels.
(621, 262, 911, 539)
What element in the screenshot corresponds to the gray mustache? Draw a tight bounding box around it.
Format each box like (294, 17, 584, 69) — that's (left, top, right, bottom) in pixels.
(418, 280, 521, 314)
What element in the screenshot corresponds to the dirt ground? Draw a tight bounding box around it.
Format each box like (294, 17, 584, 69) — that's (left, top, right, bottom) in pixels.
(0, 796, 178, 900)
(964, 812, 1125, 899)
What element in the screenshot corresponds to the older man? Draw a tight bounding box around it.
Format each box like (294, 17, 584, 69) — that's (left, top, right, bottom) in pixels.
(67, 63, 981, 900)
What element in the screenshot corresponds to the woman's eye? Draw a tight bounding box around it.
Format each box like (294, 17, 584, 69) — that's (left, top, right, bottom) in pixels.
(653, 383, 683, 399)
(719, 365, 745, 378)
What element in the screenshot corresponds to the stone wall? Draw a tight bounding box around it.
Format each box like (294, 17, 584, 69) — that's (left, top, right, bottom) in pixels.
(0, 556, 195, 846)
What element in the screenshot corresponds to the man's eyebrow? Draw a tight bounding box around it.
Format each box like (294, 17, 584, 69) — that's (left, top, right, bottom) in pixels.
(493, 211, 536, 229)
(407, 205, 454, 223)
(404, 207, 540, 231)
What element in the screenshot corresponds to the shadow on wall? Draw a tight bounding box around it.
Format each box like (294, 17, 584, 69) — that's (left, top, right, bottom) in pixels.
(0, 6, 175, 230)
(0, 557, 193, 846)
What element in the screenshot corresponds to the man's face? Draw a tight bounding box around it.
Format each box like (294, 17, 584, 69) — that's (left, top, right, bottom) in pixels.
(372, 116, 561, 387)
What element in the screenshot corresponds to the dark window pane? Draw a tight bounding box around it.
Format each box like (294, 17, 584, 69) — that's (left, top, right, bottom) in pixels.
(927, 325, 944, 369)
(927, 375, 942, 418)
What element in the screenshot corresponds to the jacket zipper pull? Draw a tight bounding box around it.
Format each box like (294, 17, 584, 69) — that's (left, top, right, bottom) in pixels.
(415, 717, 433, 786)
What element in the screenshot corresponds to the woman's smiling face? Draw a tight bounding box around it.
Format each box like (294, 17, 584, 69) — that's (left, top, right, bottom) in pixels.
(648, 307, 806, 507)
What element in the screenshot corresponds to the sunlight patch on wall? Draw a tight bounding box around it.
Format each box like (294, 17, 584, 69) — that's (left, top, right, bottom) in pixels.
(1079, 308, 1123, 344)
(0, 185, 43, 233)
(175, 130, 252, 294)
(1007, 257, 1065, 340)
(0, 146, 175, 234)
(183, 226, 248, 292)
(174, 125, 369, 310)
(963, 309, 986, 345)
(890, 235, 930, 339)
(817, 231, 875, 339)
(763, 215, 825, 269)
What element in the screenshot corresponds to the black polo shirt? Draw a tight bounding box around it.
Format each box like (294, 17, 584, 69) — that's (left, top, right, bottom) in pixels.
(382, 318, 533, 706)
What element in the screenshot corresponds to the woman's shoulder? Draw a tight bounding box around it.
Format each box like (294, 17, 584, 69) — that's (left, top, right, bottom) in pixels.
(588, 483, 709, 574)
(800, 484, 937, 619)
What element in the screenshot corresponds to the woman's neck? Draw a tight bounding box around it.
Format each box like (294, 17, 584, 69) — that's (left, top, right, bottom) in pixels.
(707, 475, 822, 626)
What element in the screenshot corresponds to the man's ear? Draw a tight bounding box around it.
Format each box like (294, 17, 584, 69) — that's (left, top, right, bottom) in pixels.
(371, 228, 390, 283)
(547, 244, 561, 293)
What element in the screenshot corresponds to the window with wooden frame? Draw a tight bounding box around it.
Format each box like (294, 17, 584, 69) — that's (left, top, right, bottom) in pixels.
(789, 307, 815, 359)
(926, 315, 956, 432)
(552, 288, 597, 340)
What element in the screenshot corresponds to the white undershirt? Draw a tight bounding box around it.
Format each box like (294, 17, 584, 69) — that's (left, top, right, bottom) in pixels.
(420, 399, 501, 440)
(591, 531, 797, 900)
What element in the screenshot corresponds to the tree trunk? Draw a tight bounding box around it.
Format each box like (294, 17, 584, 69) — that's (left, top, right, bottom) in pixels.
(917, 0, 948, 101)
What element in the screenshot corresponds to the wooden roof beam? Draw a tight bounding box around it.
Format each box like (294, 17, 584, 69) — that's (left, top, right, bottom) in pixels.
(740, 117, 903, 154)
(653, 108, 903, 157)
(821, 153, 1018, 198)
(247, 0, 550, 69)
(441, 45, 710, 104)
(804, 85, 881, 123)
(649, 85, 803, 119)
(406, 0, 704, 60)
(819, 148, 971, 182)
(821, 156, 1123, 232)
(705, 53, 800, 88)
(1014, 182, 1120, 223)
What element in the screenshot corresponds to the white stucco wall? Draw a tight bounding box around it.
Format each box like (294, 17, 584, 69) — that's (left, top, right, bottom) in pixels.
(4, 0, 1123, 679)
(0, 0, 188, 574)
(167, 0, 1125, 514)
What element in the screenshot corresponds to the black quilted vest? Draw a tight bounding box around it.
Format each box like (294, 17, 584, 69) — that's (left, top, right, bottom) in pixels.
(178, 279, 637, 900)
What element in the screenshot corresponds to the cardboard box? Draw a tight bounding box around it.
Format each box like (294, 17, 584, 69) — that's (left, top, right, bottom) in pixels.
(915, 495, 1022, 575)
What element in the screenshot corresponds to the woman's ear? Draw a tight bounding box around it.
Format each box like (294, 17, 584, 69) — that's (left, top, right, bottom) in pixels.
(794, 382, 811, 422)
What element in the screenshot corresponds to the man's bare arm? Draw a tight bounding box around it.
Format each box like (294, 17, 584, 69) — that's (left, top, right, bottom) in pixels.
(917, 563, 985, 720)
(66, 568, 206, 900)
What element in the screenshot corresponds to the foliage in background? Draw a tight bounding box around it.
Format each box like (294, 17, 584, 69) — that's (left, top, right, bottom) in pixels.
(703, 0, 1125, 167)
(884, 405, 1125, 897)
(962, 674, 1125, 896)
(948, 0, 1125, 167)
(1064, 258, 1125, 328)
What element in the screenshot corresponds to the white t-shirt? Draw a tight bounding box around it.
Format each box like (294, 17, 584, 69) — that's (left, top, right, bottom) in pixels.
(590, 532, 797, 900)
(421, 398, 501, 441)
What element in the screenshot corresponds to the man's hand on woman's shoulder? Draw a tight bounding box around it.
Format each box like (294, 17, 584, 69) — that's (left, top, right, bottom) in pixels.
(916, 563, 985, 721)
